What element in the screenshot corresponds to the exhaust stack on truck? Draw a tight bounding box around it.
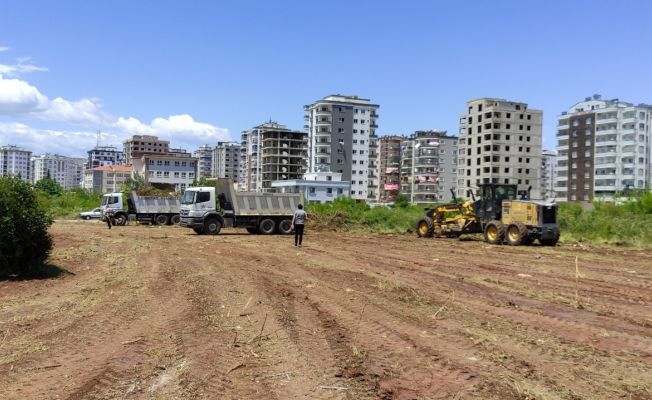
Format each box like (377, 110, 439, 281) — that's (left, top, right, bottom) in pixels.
(179, 178, 303, 235)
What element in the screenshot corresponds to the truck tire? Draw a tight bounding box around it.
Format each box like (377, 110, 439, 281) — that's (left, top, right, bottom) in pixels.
(246, 227, 259, 234)
(277, 219, 293, 235)
(416, 216, 434, 238)
(506, 222, 528, 246)
(259, 218, 276, 235)
(193, 227, 204, 235)
(539, 227, 560, 246)
(483, 220, 505, 245)
(114, 213, 127, 226)
(155, 214, 169, 225)
(170, 215, 181, 225)
(204, 218, 222, 235)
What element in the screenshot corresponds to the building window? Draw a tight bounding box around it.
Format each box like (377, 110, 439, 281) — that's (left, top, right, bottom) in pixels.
(327, 188, 333, 194)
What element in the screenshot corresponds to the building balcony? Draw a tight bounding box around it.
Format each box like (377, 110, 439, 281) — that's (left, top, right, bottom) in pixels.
(557, 123, 569, 129)
(370, 124, 378, 128)
(316, 109, 331, 115)
(594, 185, 616, 191)
(595, 140, 618, 147)
(595, 128, 617, 135)
(595, 162, 616, 168)
(556, 165, 568, 171)
(596, 117, 618, 125)
(557, 145, 569, 151)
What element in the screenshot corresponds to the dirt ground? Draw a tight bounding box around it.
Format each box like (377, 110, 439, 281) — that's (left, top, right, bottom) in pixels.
(1, 222, 651, 400)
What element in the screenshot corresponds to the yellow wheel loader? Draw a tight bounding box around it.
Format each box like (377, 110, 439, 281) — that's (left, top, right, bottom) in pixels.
(416, 184, 559, 246)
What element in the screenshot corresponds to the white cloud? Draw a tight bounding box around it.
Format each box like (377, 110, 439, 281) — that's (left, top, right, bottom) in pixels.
(113, 114, 230, 150)
(0, 59, 48, 77)
(0, 75, 48, 114)
(0, 46, 232, 155)
(0, 122, 120, 156)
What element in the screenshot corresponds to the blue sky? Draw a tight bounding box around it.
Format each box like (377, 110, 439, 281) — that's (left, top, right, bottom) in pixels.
(1, 0, 652, 156)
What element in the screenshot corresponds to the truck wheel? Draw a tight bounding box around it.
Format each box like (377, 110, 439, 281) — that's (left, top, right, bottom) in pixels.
(483, 220, 505, 245)
(277, 219, 293, 235)
(259, 218, 276, 235)
(539, 227, 560, 246)
(506, 222, 528, 246)
(114, 213, 127, 226)
(204, 218, 222, 235)
(416, 216, 434, 238)
(170, 215, 181, 225)
(193, 227, 204, 235)
(155, 214, 169, 225)
(246, 227, 259, 234)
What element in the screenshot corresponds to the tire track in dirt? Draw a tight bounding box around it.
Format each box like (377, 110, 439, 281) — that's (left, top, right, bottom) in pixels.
(317, 237, 652, 357)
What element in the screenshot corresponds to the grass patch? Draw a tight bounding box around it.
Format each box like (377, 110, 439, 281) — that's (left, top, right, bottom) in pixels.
(558, 193, 652, 246)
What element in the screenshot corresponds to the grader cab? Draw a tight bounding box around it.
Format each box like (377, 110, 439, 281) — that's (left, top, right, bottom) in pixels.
(416, 184, 559, 246)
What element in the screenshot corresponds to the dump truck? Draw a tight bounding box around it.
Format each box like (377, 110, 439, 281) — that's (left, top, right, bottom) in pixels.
(100, 191, 181, 226)
(179, 178, 303, 235)
(416, 184, 559, 245)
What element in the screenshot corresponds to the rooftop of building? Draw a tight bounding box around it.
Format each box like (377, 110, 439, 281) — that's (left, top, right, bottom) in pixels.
(0, 145, 32, 152)
(124, 135, 170, 144)
(560, 94, 652, 116)
(305, 94, 379, 108)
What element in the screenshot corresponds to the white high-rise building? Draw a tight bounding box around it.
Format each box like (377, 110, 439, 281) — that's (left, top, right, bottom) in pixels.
(0, 145, 32, 182)
(86, 145, 124, 169)
(458, 98, 543, 199)
(304, 95, 379, 200)
(555, 94, 652, 201)
(541, 149, 557, 200)
(31, 154, 84, 189)
(212, 142, 241, 181)
(193, 145, 214, 178)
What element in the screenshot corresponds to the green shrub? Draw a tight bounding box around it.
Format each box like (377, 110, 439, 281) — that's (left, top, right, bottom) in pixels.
(307, 197, 425, 233)
(0, 177, 54, 277)
(558, 194, 652, 246)
(36, 189, 102, 218)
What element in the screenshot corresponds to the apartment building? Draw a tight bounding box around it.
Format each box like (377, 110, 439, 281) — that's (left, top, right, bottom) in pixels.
(193, 145, 214, 178)
(271, 171, 350, 203)
(32, 154, 85, 189)
(86, 145, 124, 169)
(131, 152, 198, 193)
(240, 122, 307, 192)
(0, 145, 32, 182)
(378, 136, 403, 202)
(123, 135, 170, 165)
(367, 133, 379, 201)
(555, 94, 652, 201)
(541, 149, 557, 200)
(458, 98, 543, 199)
(304, 95, 379, 200)
(83, 165, 133, 193)
(212, 142, 241, 181)
(400, 131, 458, 204)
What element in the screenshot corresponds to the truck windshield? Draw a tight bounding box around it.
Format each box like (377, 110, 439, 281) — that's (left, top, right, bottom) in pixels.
(182, 191, 196, 205)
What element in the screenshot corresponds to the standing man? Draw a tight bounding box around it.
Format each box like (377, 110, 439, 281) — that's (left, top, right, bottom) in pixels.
(105, 205, 114, 229)
(291, 204, 307, 247)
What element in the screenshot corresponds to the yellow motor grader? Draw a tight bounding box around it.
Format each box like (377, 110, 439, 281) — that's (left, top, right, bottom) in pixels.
(416, 184, 559, 246)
